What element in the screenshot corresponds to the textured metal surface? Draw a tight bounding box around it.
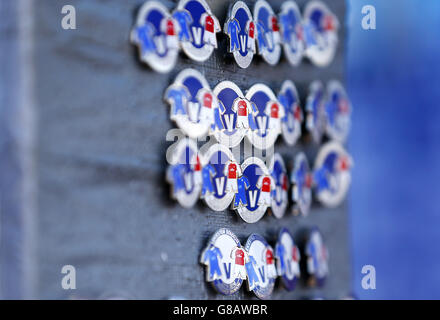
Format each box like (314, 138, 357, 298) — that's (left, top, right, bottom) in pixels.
(2, 0, 349, 299)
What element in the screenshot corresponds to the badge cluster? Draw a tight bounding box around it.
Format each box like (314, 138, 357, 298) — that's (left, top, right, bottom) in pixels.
(165, 69, 351, 150)
(131, 0, 339, 72)
(200, 227, 328, 298)
(167, 140, 352, 223)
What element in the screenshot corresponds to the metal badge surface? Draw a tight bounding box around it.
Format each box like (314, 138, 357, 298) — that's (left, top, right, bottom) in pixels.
(200, 228, 244, 295)
(131, 1, 179, 73)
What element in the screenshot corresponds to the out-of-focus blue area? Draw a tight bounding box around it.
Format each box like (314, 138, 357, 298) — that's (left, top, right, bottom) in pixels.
(347, 0, 440, 299)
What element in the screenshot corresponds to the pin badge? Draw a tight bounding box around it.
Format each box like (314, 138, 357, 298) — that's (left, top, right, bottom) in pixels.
(212, 81, 250, 147)
(234, 157, 271, 224)
(200, 228, 244, 295)
(275, 228, 300, 291)
(305, 80, 326, 144)
(304, 227, 329, 287)
(278, 80, 302, 146)
(313, 141, 352, 207)
(279, 1, 305, 66)
(176, 0, 220, 62)
(200, 144, 237, 211)
(246, 83, 284, 150)
(253, 0, 282, 65)
(291, 152, 313, 216)
(244, 234, 276, 299)
(325, 80, 352, 143)
(224, 1, 255, 69)
(268, 153, 289, 219)
(166, 138, 201, 208)
(303, 1, 339, 67)
(165, 68, 218, 139)
(131, 1, 179, 73)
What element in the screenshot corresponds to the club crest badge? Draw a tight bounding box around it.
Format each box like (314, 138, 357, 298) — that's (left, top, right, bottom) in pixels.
(131, 1, 180, 73)
(268, 153, 288, 219)
(314, 142, 352, 207)
(305, 227, 329, 287)
(200, 144, 237, 211)
(275, 228, 300, 291)
(234, 157, 271, 224)
(224, 1, 256, 69)
(244, 234, 276, 299)
(278, 80, 302, 146)
(305, 81, 326, 144)
(176, 0, 220, 62)
(166, 138, 201, 208)
(325, 80, 352, 143)
(291, 152, 313, 216)
(200, 228, 244, 295)
(246, 84, 284, 150)
(303, 1, 339, 67)
(212, 81, 253, 147)
(165, 69, 220, 139)
(253, 0, 282, 65)
(279, 1, 305, 66)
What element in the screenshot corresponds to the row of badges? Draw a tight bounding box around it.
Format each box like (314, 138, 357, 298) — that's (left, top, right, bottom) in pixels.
(165, 68, 351, 148)
(167, 140, 352, 223)
(200, 227, 328, 298)
(131, 0, 339, 72)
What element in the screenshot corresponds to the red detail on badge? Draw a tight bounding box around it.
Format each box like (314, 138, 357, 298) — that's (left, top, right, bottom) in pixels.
(235, 248, 245, 265)
(339, 156, 349, 171)
(262, 176, 271, 192)
(205, 15, 214, 33)
(271, 16, 279, 32)
(203, 92, 212, 108)
(294, 105, 301, 120)
(166, 19, 176, 36)
(323, 15, 335, 31)
(270, 103, 279, 118)
(338, 99, 350, 114)
(194, 156, 202, 171)
(237, 100, 248, 116)
(282, 174, 288, 191)
(296, 24, 303, 41)
(305, 173, 313, 188)
(248, 21, 255, 38)
(292, 246, 299, 261)
(266, 248, 274, 265)
(228, 163, 237, 179)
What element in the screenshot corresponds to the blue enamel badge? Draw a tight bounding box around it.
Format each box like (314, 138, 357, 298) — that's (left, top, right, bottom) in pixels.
(165, 69, 220, 139)
(269, 153, 288, 219)
(305, 227, 329, 287)
(224, 1, 256, 69)
(166, 138, 201, 208)
(200, 144, 238, 211)
(200, 228, 244, 295)
(279, 1, 305, 66)
(212, 81, 253, 147)
(244, 234, 276, 299)
(313, 141, 352, 207)
(246, 83, 284, 150)
(291, 152, 313, 216)
(253, 0, 282, 65)
(176, 0, 220, 62)
(234, 157, 271, 224)
(303, 1, 339, 67)
(278, 80, 302, 146)
(305, 80, 326, 144)
(131, 1, 179, 73)
(275, 228, 300, 291)
(325, 80, 352, 143)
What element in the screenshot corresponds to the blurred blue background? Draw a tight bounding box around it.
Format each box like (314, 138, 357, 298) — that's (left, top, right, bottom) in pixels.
(347, 0, 440, 299)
